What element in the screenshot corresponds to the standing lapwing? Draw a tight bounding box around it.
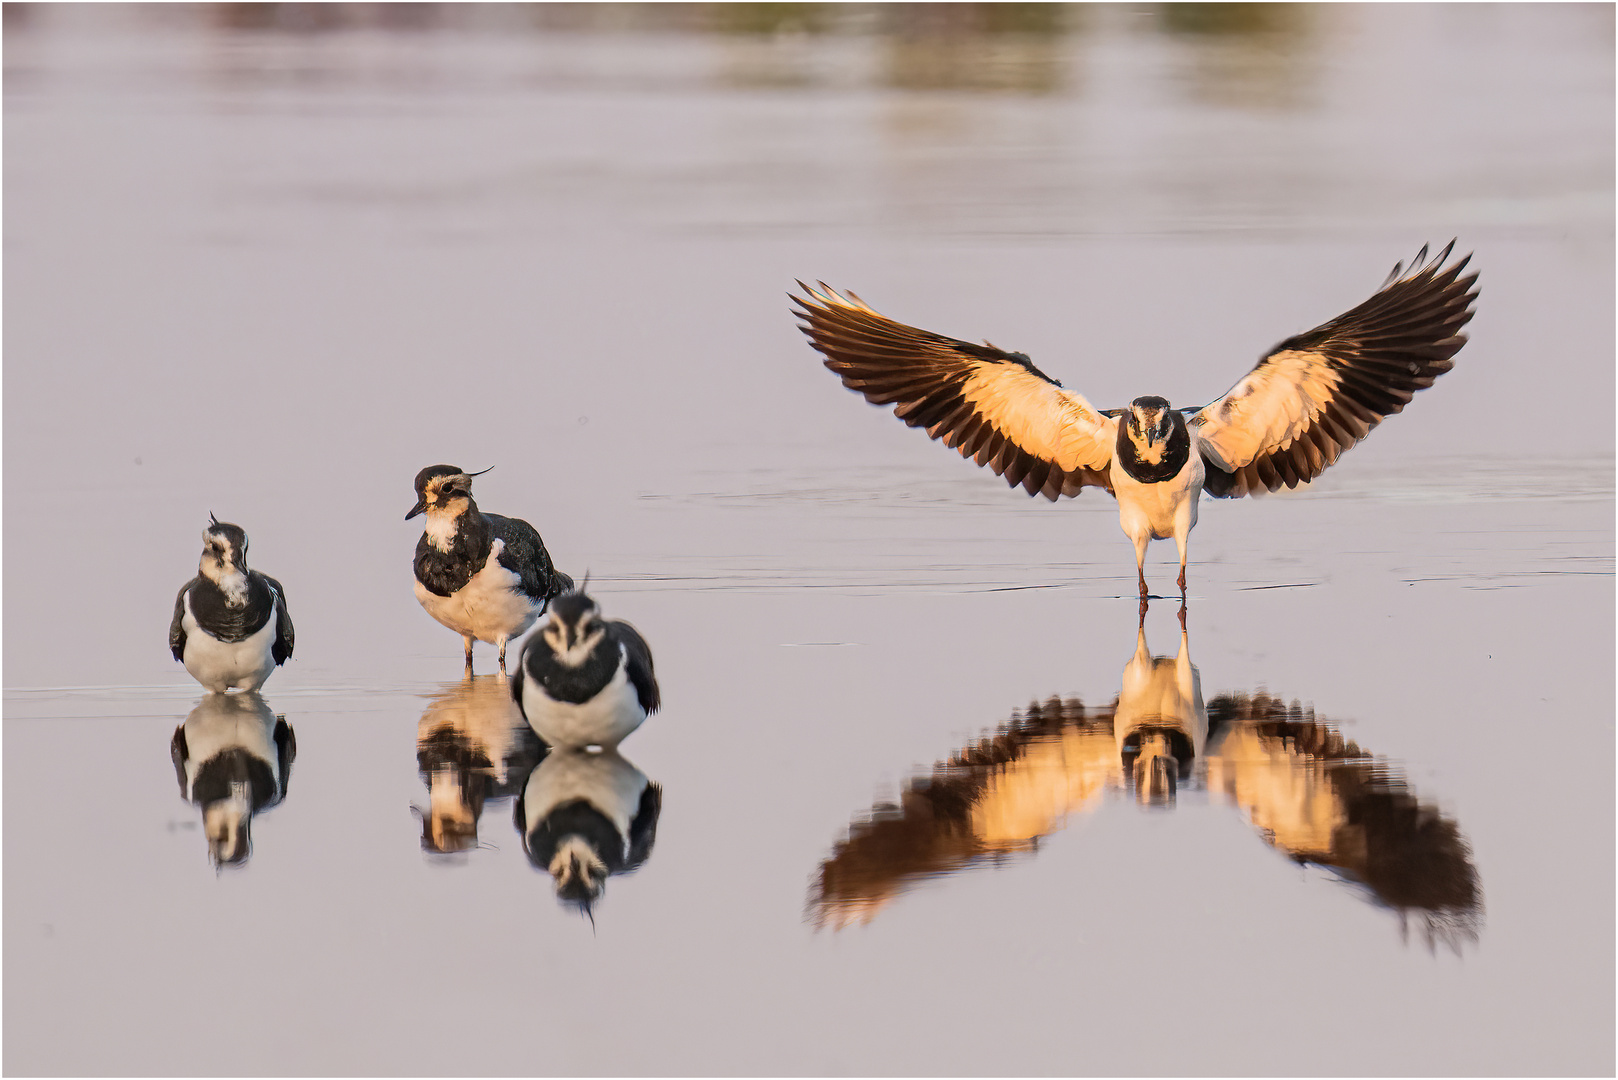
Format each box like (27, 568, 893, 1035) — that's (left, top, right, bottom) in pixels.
(169, 517, 294, 693)
(406, 465, 573, 672)
(511, 589, 659, 750)
(514, 745, 662, 916)
(794, 243, 1478, 602)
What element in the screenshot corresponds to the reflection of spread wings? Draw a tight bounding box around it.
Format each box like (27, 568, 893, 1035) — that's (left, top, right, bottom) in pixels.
(794, 284, 1117, 500)
(1205, 693, 1481, 947)
(811, 697, 1119, 930)
(1193, 243, 1478, 497)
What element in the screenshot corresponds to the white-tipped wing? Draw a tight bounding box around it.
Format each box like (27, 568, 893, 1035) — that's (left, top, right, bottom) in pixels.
(794, 284, 1116, 501)
(1194, 243, 1479, 498)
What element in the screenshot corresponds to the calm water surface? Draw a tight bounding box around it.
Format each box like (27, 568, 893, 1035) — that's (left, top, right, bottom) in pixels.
(5, 5, 1613, 1075)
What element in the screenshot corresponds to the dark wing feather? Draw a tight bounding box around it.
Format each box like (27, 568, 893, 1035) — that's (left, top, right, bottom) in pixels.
(626, 781, 662, 870)
(169, 579, 196, 661)
(171, 725, 190, 798)
(273, 718, 296, 800)
(793, 283, 1116, 501)
(1195, 242, 1478, 498)
(508, 648, 531, 724)
(612, 620, 660, 715)
(260, 573, 295, 665)
(810, 697, 1114, 929)
(1205, 693, 1481, 945)
(486, 513, 568, 606)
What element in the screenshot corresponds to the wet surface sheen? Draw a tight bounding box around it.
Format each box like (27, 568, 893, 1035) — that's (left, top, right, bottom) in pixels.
(5, 6, 1614, 1075)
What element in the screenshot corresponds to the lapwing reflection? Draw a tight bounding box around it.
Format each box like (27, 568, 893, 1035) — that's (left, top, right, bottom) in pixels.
(415, 675, 545, 856)
(170, 692, 294, 868)
(514, 747, 661, 919)
(812, 621, 1480, 948)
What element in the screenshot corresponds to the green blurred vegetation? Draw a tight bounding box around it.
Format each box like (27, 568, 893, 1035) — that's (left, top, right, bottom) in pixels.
(1158, 3, 1308, 37)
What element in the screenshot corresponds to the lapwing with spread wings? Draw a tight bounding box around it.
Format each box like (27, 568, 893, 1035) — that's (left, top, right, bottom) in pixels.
(794, 243, 1477, 602)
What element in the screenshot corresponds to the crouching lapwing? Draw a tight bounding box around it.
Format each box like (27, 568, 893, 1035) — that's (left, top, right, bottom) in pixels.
(795, 243, 1478, 603)
(407, 465, 574, 672)
(511, 589, 659, 750)
(515, 745, 662, 916)
(169, 517, 294, 693)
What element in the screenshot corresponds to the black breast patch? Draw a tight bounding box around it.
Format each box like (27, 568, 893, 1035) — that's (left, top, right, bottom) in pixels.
(1116, 413, 1192, 484)
(524, 634, 624, 706)
(414, 514, 493, 598)
(190, 749, 281, 811)
(523, 800, 627, 872)
(187, 575, 276, 642)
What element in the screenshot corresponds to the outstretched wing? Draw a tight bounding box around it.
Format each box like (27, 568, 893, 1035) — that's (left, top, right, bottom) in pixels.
(794, 283, 1116, 501)
(487, 514, 568, 606)
(168, 579, 196, 662)
(1194, 243, 1478, 498)
(1205, 693, 1481, 946)
(262, 574, 295, 665)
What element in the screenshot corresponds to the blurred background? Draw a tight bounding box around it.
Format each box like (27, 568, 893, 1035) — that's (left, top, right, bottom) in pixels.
(5, 4, 1613, 1076)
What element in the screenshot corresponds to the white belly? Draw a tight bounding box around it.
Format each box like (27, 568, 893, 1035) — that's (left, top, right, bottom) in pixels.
(181, 595, 279, 693)
(415, 542, 542, 646)
(181, 696, 281, 794)
(1112, 452, 1204, 543)
(522, 747, 648, 837)
(521, 655, 646, 749)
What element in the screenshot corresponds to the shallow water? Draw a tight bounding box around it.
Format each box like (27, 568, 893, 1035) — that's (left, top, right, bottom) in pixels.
(5, 5, 1614, 1075)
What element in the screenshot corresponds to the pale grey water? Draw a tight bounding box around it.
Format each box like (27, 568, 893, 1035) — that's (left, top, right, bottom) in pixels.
(4, 4, 1614, 1075)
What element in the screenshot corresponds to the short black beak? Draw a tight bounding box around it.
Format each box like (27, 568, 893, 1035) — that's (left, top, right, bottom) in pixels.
(405, 499, 427, 521)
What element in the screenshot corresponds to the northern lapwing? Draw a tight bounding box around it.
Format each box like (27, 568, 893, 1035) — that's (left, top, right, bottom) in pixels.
(511, 589, 659, 749)
(406, 465, 573, 672)
(514, 745, 662, 915)
(794, 243, 1478, 602)
(169, 517, 294, 693)
(170, 692, 295, 867)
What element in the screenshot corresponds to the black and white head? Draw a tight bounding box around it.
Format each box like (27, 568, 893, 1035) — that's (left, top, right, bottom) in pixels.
(199, 516, 249, 579)
(416, 764, 486, 855)
(202, 781, 254, 867)
(1125, 396, 1175, 450)
(550, 836, 610, 910)
(405, 464, 490, 522)
(542, 590, 607, 666)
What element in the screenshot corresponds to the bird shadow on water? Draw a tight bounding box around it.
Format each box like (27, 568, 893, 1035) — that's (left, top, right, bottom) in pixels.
(808, 610, 1482, 954)
(410, 674, 663, 924)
